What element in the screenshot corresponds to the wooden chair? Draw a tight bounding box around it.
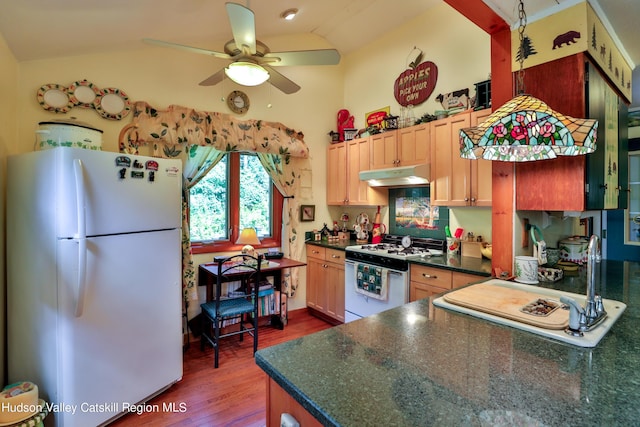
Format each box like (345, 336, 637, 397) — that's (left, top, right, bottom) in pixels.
(200, 254, 261, 368)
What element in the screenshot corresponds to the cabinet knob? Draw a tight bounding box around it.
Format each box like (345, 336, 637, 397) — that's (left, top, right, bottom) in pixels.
(331, 254, 341, 259)
(422, 274, 437, 279)
(464, 197, 469, 202)
(470, 197, 476, 202)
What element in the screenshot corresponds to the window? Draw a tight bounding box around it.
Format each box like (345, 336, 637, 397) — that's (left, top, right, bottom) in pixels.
(189, 152, 283, 253)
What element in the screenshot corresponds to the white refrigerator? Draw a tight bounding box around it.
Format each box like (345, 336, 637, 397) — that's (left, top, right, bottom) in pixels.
(7, 147, 184, 427)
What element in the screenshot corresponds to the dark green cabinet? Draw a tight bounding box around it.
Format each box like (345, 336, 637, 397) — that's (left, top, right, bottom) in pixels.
(585, 61, 629, 210)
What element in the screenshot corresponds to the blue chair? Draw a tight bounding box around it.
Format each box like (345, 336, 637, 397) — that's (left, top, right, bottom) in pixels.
(200, 254, 261, 368)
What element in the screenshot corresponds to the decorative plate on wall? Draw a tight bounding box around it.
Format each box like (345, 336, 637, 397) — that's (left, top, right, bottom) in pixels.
(68, 79, 98, 108)
(36, 80, 132, 120)
(93, 87, 131, 120)
(37, 83, 73, 113)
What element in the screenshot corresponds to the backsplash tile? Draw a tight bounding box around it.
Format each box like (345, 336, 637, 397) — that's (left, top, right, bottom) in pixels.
(389, 187, 448, 239)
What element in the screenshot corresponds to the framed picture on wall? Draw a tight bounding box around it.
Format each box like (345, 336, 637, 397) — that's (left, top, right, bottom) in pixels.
(300, 205, 315, 222)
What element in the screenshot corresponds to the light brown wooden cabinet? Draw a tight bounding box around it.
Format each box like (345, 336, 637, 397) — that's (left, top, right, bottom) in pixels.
(370, 124, 431, 170)
(326, 138, 387, 206)
(369, 130, 399, 169)
(305, 245, 345, 323)
(398, 123, 431, 167)
(431, 109, 492, 206)
(409, 263, 486, 302)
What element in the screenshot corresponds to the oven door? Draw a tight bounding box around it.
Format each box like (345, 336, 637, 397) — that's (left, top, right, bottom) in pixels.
(344, 260, 409, 322)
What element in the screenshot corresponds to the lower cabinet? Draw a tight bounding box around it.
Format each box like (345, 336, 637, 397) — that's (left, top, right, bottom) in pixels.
(306, 245, 345, 323)
(409, 264, 486, 302)
(267, 378, 322, 427)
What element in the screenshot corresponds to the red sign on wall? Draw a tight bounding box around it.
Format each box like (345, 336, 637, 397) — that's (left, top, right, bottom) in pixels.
(393, 61, 438, 107)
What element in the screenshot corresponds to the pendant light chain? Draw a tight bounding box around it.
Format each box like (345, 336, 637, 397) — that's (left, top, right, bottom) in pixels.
(516, 0, 527, 95)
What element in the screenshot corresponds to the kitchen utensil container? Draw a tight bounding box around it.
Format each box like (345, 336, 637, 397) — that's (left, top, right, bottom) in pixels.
(447, 237, 461, 256)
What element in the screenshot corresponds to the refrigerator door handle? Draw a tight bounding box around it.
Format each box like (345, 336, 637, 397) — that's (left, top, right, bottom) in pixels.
(73, 159, 88, 317)
(75, 238, 88, 317)
(73, 159, 87, 239)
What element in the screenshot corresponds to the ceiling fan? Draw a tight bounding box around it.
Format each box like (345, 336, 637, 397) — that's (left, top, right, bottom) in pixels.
(144, 2, 341, 94)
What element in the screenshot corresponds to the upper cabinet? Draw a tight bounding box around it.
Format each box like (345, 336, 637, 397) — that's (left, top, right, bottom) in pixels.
(398, 123, 431, 167)
(327, 137, 387, 206)
(370, 125, 431, 169)
(431, 108, 492, 207)
(516, 54, 628, 211)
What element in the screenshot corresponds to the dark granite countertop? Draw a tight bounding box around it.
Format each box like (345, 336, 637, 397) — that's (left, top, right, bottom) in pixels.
(305, 239, 492, 277)
(256, 260, 640, 426)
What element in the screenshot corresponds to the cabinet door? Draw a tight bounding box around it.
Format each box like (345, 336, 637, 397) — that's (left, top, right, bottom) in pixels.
(327, 143, 347, 205)
(449, 114, 472, 206)
(515, 54, 587, 211)
(451, 272, 486, 289)
(431, 119, 453, 206)
(324, 249, 345, 322)
(370, 131, 398, 169)
(470, 109, 492, 206)
(348, 137, 388, 206)
(410, 281, 448, 302)
(432, 114, 472, 206)
(398, 123, 430, 167)
(586, 61, 627, 210)
(325, 261, 345, 322)
(305, 257, 325, 311)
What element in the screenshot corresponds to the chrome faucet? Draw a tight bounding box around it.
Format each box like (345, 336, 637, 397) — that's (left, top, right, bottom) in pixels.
(560, 235, 607, 337)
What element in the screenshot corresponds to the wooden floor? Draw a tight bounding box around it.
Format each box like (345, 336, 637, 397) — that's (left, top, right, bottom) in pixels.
(109, 309, 332, 427)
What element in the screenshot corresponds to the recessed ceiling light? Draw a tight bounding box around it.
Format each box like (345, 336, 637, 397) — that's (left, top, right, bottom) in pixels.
(280, 8, 298, 21)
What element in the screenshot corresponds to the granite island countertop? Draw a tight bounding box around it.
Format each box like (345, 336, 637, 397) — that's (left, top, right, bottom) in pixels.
(256, 260, 640, 426)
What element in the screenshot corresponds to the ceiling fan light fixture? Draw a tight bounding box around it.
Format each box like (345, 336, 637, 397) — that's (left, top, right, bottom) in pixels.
(280, 8, 298, 21)
(225, 62, 270, 86)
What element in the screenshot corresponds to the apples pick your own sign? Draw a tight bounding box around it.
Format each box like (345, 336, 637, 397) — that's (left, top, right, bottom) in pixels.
(394, 60, 438, 107)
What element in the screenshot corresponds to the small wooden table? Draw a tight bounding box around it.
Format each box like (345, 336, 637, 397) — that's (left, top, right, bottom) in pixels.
(198, 257, 306, 329)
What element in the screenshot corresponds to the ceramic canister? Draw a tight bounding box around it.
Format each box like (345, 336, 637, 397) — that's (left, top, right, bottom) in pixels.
(559, 236, 589, 265)
(36, 119, 103, 151)
(514, 256, 539, 284)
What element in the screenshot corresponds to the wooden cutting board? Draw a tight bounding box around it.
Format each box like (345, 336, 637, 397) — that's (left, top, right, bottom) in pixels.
(443, 282, 569, 329)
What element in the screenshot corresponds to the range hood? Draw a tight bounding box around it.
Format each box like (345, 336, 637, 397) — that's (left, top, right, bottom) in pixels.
(359, 163, 430, 187)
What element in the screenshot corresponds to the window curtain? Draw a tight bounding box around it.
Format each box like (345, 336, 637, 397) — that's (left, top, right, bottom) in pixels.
(119, 102, 308, 307)
(257, 153, 303, 297)
(181, 147, 225, 304)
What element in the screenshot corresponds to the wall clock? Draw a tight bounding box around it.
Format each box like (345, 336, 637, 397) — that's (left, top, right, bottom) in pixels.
(227, 90, 249, 114)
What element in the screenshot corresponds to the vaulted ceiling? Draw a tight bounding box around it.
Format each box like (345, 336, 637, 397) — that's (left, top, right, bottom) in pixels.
(0, 0, 638, 107)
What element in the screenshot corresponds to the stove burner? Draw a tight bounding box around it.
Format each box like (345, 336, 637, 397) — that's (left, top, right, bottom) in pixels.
(346, 235, 445, 262)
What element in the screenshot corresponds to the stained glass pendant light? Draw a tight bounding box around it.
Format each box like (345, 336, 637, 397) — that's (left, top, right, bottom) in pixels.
(459, 0, 598, 162)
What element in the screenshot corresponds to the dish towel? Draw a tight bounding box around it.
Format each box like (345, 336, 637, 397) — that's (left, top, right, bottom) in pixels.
(354, 263, 388, 301)
(530, 225, 547, 266)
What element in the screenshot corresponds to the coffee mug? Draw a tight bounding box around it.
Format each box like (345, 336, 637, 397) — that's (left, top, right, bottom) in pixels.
(515, 256, 538, 284)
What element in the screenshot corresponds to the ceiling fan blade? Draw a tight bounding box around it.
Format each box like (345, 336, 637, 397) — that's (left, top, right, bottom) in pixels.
(144, 38, 231, 60)
(263, 66, 301, 94)
(198, 69, 227, 86)
(226, 3, 257, 55)
(263, 49, 341, 67)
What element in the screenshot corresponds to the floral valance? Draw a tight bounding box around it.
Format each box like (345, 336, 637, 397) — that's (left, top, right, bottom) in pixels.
(119, 101, 309, 159)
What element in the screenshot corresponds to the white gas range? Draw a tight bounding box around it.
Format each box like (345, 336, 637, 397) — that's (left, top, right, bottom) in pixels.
(344, 235, 445, 322)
